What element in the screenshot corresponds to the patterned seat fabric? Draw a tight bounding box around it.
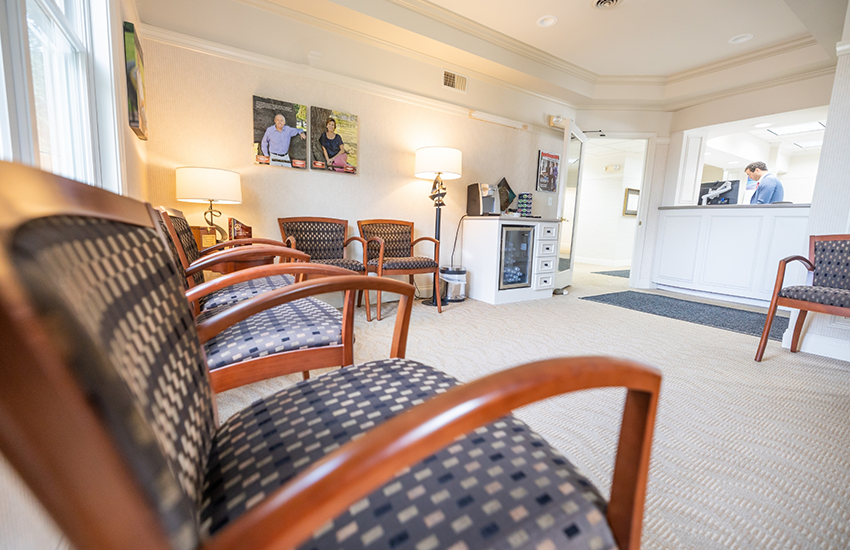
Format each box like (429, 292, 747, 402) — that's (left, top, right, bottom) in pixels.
(368, 256, 439, 271)
(200, 359, 616, 550)
(312, 257, 366, 272)
(281, 221, 346, 261)
(812, 240, 850, 290)
(12, 216, 216, 550)
(202, 296, 343, 371)
(778, 285, 850, 308)
(169, 214, 206, 286)
(198, 274, 296, 311)
(361, 223, 413, 260)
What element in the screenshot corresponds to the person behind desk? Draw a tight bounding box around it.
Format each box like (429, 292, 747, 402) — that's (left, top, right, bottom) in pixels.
(261, 114, 306, 166)
(745, 161, 784, 204)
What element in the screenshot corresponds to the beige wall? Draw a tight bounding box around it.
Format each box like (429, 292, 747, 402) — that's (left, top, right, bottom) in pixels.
(143, 39, 563, 286)
(120, 0, 148, 199)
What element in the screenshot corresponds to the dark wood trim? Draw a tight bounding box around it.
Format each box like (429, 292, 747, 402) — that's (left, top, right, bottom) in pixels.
(185, 245, 309, 275)
(200, 238, 292, 256)
(202, 357, 661, 550)
(209, 346, 346, 393)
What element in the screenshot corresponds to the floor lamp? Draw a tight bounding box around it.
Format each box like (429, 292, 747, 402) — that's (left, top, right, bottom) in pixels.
(176, 167, 242, 243)
(415, 146, 462, 307)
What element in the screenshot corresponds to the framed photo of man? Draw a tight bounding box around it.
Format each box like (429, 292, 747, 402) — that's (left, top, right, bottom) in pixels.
(253, 95, 308, 169)
(536, 150, 560, 192)
(310, 106, 358, 174)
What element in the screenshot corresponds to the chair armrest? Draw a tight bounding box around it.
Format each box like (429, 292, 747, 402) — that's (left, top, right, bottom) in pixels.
(203, 356, 661, 550)
(364, 236, 384, 267)
(768, 255, 815, 300)
(195, 275, 415, 355)
(185, 263, 354, 304)
(412, 236, 440, 262)
(186, 245, 310, 275)
(199, 238, 292, 256)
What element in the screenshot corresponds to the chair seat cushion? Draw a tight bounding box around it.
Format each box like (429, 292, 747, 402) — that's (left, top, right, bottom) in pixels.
(200, 359, 616, 550)
(779, 285, 850, 308)
(199, 274, 295, 311)
(312, 258, 366, 272)
(368, 256, 438, 271)
(202, 297, 342, 371)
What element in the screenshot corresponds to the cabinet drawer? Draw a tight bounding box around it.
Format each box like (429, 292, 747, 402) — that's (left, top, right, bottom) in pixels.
(536, 257, 555, 273)
(535, 273, 554, 289)
(539, 223, 559, 240)
(536, 240, 556, 257)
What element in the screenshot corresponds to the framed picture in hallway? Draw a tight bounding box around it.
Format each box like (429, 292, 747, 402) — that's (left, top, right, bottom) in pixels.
(310, 106, 358, 174)
(623, 188, 640, 216)
(253, 96, 308, 169)
(536, 150, 559, 192)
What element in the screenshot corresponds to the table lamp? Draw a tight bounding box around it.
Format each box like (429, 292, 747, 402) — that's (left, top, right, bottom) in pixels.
(175, 167, 242, 242)
(415, 146, 462, 307)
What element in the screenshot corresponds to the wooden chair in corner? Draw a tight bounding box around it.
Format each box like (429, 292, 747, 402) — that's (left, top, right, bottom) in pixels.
(358, 218, 441, 320)
(278, 216, 374, 321)
(756, 234, 850, 361)
(0, 160, 662, 550)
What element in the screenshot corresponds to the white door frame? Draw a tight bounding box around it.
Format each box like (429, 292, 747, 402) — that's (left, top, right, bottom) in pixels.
(554, 120, 587, 289)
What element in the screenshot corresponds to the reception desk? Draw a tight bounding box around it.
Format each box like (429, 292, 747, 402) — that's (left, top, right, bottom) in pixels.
(652, 204, 811, 306)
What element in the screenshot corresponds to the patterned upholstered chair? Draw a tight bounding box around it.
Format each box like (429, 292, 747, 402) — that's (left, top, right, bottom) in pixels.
(358, 219, 441, 320)
(756, 234, 850, 361)
(0, 161, 661, 550)
(155, 209, 358, 389)
(278, 216, 373, 321)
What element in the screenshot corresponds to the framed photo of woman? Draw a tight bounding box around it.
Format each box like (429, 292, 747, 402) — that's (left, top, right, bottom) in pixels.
(310, 106, 358, 174)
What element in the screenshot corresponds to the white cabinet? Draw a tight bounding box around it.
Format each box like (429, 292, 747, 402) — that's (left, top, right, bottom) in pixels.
(461, 217, 559, 305)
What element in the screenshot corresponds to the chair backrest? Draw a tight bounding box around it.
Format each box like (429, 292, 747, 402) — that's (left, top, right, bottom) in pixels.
(278, 217, 347, 260)
(811, 234, 850, 290)
(160, 207, 206, 287)
(0, 162, 216, 550)
(358, 219, 413, 260)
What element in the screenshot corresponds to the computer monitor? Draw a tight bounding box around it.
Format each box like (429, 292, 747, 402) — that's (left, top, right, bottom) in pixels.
(698, 180, 740, 205)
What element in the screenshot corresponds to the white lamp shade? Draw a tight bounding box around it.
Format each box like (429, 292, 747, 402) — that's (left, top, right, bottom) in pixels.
(414, 147, 462, 180)
(175, 167, 242, 204)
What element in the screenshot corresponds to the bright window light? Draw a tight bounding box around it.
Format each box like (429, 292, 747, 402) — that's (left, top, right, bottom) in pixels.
(25, 0, 94, 184)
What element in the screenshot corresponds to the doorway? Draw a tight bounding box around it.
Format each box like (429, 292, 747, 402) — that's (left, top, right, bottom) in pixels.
(572, 138, 648, 275)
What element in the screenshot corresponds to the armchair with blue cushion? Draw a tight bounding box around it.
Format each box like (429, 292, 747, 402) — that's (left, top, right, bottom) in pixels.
(756, 234, 850, 361)
(358, 218, 442, 320)
(0, 161, 661, 550)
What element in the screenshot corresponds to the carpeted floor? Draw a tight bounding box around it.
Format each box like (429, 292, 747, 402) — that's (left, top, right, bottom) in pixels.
(3, 264, 849, 550)
(593, 269, 631, 278)
(581, 290, 789, 341)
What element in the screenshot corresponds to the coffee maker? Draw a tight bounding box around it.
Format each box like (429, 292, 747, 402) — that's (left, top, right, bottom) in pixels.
(466, 183, 500, 216)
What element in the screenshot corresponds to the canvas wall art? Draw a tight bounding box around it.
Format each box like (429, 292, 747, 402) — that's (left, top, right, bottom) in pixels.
(536, 150, 560, 192)
(253, 95, 308, 169)
(310, 106, 358, 174)
(123, 22, 147, 140)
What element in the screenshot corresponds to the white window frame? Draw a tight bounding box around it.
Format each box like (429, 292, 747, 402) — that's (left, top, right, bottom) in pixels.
(0, 0, 123, 193)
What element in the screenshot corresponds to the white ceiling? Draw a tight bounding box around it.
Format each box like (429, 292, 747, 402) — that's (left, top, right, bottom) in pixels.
(426, 0, 810, 76)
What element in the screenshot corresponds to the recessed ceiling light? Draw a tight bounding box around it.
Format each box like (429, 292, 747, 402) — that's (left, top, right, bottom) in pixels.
(794, 139, 824, 149)
(729, 34, 754, 45)
(768, 121, 826, 136)
(537, 15, 558, 27)
(754, 122, 773, 129)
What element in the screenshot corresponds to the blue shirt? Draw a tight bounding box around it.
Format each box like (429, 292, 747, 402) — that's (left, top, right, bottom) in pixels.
(749, 173, 784, 204)
(261, 125, 304, 156)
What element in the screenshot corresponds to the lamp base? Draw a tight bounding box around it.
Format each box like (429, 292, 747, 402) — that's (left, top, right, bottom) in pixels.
(422, 295, 449, 307)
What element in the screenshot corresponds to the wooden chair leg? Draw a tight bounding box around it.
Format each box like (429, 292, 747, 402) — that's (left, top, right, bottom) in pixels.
(790, 310, 808, 353)
(302, 371, 310, 380)
(409, 275, 414, 285)
(376, 289, 382, 321)
(361, 273, 371, 323)
(755, 301, 780, 362)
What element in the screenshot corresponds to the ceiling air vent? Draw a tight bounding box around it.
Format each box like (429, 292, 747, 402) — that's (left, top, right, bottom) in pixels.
(593, 0, 621, 8)
(443, 70, 468, 93)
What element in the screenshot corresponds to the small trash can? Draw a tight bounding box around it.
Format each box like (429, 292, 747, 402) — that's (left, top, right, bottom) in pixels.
(440, 266, 467, 303)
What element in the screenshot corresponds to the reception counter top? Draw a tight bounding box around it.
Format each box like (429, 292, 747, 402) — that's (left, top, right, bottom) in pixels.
(652, 203, 811, 306)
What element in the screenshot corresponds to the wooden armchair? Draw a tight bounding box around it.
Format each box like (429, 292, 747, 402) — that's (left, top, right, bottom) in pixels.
(0, 161, 661, 550)
(358, 218, 441, 320)
(756, 234, 850, 361)
(278, 216, 374, 321)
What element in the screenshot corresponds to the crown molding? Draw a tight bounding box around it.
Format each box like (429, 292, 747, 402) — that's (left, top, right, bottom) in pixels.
(138, 24, 566, 136)
(382, 0, 597, 83)
(838, 40, 850, 57)
(663, 66, 836, 112)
